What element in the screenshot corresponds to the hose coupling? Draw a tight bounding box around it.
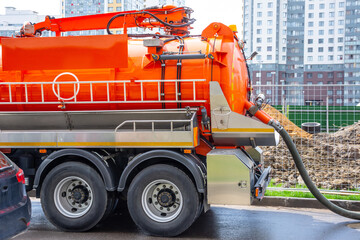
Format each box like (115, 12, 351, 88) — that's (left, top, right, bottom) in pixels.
(268, 119, 283, 132)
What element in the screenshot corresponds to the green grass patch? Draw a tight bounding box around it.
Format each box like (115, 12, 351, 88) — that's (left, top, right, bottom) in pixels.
(265, 190, 360, 201)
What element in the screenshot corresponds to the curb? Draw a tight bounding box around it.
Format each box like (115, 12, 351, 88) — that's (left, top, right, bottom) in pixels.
(252, 196, 360, 211)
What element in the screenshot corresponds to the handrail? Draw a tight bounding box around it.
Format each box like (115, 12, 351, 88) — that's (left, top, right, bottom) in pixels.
(114, 111, 196, 132)
(0, 78, 206, 105)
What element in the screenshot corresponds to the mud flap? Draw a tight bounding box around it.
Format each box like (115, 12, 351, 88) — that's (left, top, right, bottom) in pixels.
(253, 166, 271, 200)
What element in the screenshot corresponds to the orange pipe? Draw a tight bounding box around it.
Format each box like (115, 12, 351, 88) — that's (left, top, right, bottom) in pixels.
(244, 101, 273, 125)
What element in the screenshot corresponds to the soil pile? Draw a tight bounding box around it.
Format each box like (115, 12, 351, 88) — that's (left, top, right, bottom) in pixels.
(263, 116, 360, 190)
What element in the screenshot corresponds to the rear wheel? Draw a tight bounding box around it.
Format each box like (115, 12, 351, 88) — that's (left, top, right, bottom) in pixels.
(41, 162, 107, 231)
(127, 164, 199, 237)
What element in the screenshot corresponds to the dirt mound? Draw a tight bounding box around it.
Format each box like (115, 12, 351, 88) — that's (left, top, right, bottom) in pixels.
(262, 105, 312, 139)
(263, 120, 360, 190)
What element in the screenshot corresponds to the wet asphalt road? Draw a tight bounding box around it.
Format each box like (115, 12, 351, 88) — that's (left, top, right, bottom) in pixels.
(14, 199, 360, 240)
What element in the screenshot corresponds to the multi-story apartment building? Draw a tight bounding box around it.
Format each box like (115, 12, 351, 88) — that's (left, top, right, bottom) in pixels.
(61, 0, 144, 35)
(144, 0, 185, 8)
(0, 7, 57, 37)
(344, 0, 360, 105)
(244, 0, 360, 106)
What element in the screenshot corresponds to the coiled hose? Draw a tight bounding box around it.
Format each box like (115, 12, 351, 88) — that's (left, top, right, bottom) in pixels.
(275, 124, 360, 220)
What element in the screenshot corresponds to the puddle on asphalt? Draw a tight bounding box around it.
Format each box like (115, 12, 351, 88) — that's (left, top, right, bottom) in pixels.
(347, 223, 360, 230)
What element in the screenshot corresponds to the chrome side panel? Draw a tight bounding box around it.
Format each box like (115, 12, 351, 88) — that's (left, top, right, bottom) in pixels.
(0, 109, 199, 148)
(209, 81, 279, 146)
(207, 149, 255, 205)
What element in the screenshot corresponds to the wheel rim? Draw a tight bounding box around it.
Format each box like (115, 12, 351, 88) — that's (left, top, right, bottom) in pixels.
(141, 179, 183, 223)
(54, 176, 93, 218)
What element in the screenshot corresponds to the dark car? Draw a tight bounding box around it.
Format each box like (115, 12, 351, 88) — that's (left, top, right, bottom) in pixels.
(0, 152, 31, 240)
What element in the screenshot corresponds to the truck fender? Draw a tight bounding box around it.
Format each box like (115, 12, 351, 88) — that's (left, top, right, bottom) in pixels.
(117, 150, 206, 193)
(33, 149, 117, 197)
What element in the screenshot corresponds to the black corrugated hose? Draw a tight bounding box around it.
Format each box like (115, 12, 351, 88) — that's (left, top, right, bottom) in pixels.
(271, 121, 360, 220)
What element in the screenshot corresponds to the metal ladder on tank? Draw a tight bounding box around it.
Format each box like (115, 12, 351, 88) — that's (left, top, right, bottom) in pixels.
(0, 78, 206, 105)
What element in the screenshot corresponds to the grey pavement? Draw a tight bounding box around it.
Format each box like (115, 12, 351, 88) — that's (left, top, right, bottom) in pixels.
(14, 199, 360, 240)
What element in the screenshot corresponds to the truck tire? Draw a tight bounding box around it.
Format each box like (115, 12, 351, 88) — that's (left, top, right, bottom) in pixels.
(40, 162, 107, 232)
(127, 164, 199, 237)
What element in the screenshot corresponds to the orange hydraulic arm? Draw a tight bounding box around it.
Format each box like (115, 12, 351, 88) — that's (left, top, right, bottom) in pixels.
(25, 6, 194, 37)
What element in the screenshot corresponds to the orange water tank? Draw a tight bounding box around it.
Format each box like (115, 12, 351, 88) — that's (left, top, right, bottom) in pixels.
(0, 23, 250, 116)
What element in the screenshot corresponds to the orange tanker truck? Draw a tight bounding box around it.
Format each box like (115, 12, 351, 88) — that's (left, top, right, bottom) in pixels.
(2, 5, 357, 237)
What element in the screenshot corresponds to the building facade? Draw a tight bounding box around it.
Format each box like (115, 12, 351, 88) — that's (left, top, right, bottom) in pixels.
(244, 0, 360, 106)
(0, 7, 57, 37)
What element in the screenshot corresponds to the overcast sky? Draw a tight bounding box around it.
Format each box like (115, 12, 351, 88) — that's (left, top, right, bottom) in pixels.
(0, 0, 243, 34)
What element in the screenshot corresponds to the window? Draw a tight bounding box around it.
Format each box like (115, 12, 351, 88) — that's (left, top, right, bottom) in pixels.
(308, 22, 314, 27)
(328, 90, 333, 95)
(339, 11, 344, 16)
(108, 7, 113, 11)
(266, 90, 271, 94)
(320, 3, 325, 9)
(307, 56, 313, 61)
(338, 29, 344, 34)
(308, 30, 314, 35)
(116, 7, 121, 11)
(329, 29, 334, 35)
(308, 47, 313, 52)
(309, 4, 314, 9)
(329, 20, 334, 26)
(267, 46, 272, 51)
(308, 39, 313, 44)
(267, 37, 272, 43)
(318, 73, 323, 78)
(267, 55, 272, 60)
(256, 72, 261, 77)
(338, 46, 343, 51)
(108, 0, 113, 3)
(266, 73, 272, 78)
(318, 39, 324, 44)
(319, 12, 324, 18)
(257, 12, 262, 17)
(257, 29, 262, 34)
(329, 38, 334, 43)
(256, 47, 262, 51)
(267, 20, 273, 25)
(319, 30, 324, 35)
(308, 13, 314, 18)
(339, 2, 345, 7)
(318, 47, 324, 52)
(336, 99, 342, 104)
(318, 56, 324, 61)
(319, 21, 324, 26)
(338, 37, 343, 42)
(307, 73, 313, 78)
(328, 47, 334, 52)
(257, 20, 262, 26)
(329, 12, 335, 17)
(337, 55, 343, 60)
(307, 82, 313, 85)
(328, 55, 334, 60)
(268, 2, 273, 8)
(329, 3, 335, 9)
(338, 20, 344, 25)
(268, 11, 273, 17)
(267, 29, 272, 34)
(328, 72, 334, 78)
(318, 81, 323, 85)
(257, 3, 262, 8)
(337, 72, 343, 78)
(257, 38, 262, 43)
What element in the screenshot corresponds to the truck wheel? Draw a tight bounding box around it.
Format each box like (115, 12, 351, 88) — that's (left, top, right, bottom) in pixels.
(40, 162, 107, 232)
(127, 164, 199, 237)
